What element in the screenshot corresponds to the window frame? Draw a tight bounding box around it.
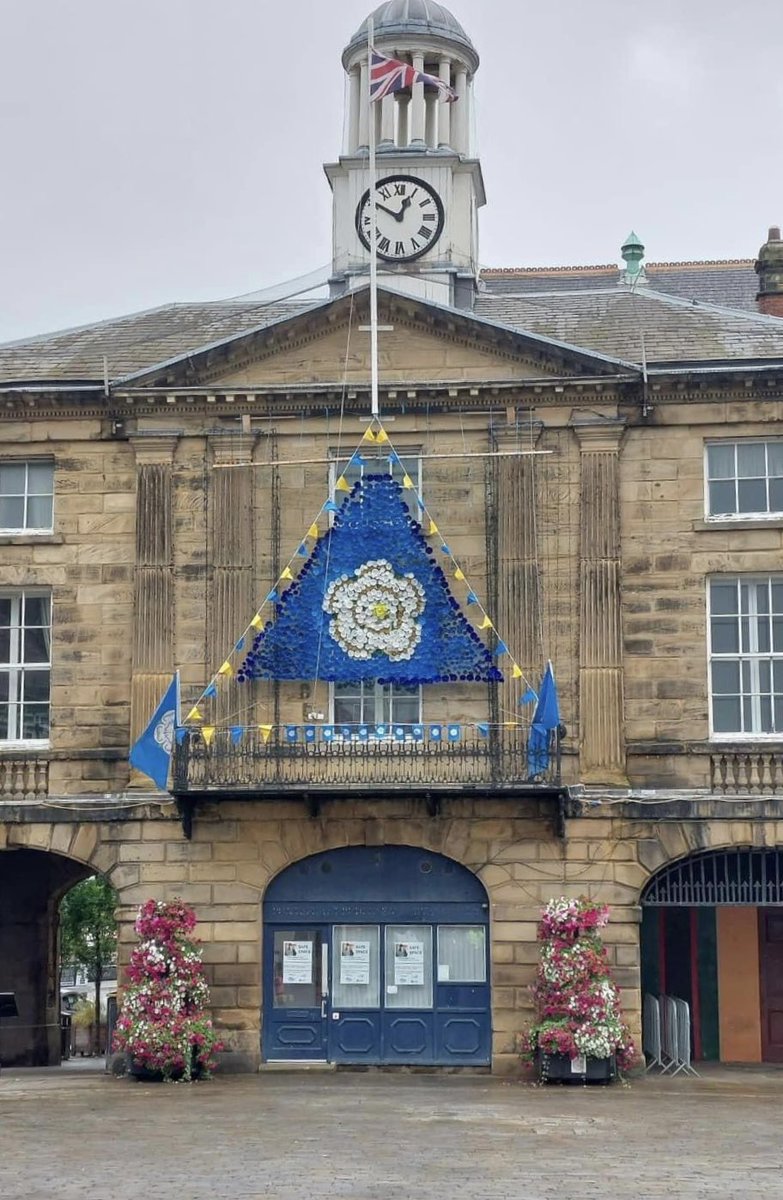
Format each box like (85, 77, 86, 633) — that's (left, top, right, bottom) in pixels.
(327, 447, 424, 734)
(707, 575, 783, 741)
(704, 440, 783, 522)
(0, 459, 54, 535)
(0, 588, 52, 746)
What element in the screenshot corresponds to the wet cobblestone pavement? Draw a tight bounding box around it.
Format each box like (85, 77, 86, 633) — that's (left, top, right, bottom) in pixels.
(1, 1065, 782, 1199)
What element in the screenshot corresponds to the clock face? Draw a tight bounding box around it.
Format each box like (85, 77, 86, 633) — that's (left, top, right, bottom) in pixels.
(356, 174, 445, 263)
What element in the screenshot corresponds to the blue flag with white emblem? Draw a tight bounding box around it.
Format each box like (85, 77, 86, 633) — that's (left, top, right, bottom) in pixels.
(129, 673, 180, 789)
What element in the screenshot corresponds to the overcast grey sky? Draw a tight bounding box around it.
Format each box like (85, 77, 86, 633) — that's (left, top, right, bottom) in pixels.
(2, 0, 782, 342)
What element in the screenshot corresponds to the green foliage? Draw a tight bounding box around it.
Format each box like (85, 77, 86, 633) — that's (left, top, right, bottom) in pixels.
(60, 875, 118, 976)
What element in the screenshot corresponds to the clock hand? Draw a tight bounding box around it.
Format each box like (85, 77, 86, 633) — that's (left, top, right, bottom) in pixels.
(376, 202, 401, 219)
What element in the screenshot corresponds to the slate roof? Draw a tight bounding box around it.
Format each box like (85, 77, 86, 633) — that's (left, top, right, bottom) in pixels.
(474, 286, 783, 367)
(0, 299, 317, 385)
(481, 261, 758, 312)
(2, 265, 782, 387)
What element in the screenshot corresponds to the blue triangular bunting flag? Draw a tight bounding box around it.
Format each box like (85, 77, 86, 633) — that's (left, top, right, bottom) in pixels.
(229, 726, 244, 745)
(237, 476, 502, 685)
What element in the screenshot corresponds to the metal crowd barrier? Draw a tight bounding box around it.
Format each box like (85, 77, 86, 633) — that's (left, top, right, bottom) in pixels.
(643, 993, 699, 1076)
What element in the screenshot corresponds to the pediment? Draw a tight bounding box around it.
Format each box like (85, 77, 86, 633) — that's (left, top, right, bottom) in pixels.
(117, 287, 634, 390)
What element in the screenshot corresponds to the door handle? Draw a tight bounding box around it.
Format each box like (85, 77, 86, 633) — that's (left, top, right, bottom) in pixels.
(320, 996, 327, 1019)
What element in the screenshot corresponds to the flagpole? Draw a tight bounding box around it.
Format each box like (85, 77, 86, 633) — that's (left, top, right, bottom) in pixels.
(367, 18, 380, 419)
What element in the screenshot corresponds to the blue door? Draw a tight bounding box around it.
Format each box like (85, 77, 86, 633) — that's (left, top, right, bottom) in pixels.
(263, 847, 491, 1066)
(263, 926, 328, 1060)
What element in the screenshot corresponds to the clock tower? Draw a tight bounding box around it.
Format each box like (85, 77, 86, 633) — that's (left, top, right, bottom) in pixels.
(326, 1, 484, 309)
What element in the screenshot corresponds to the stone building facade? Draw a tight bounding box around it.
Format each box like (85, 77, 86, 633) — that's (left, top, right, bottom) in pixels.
(3, 1, 783, 1072)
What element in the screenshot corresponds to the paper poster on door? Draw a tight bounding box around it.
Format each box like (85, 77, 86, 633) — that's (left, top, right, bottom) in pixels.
(394, 940, 424, 986)
(282, 940, 313, 984)
(340, 940, 370, 985)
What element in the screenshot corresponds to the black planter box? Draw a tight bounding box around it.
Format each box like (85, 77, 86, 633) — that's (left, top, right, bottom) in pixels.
(537, 1050, 616, 1085)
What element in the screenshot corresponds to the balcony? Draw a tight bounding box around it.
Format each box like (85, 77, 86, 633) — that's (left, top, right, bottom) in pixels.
(171, 725, 565, 833)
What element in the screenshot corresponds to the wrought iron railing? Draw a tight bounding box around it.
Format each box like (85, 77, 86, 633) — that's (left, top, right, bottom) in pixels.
(172, 726, 561, 796)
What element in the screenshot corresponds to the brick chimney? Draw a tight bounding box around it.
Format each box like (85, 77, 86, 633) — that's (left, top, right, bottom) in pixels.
(755, 226, 783, 316)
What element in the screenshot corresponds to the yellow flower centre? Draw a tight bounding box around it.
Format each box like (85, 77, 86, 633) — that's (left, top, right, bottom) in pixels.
(373, 602, 390, 619)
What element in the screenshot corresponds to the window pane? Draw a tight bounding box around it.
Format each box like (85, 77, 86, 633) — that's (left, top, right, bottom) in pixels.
(26, 495, 53, 529)
(334, 695, 362, 724)
(737, 479, 767, 513)
(711, 619, 739, 654)
(707, 444, 735, 479)
(384, 925, 432, 1009)
(759, 660, 772, 692)
(390, 685, 421, 725)
(27, 462, 53, 494)
(23, 670, 50, 702)
(768, 444, 783, 476)
(0, 463, 26, 494)
(438, 926, 486, 983)
(736, 443, 766, 477)
(757, 618, 771, 654)
(332, 925, 380, 1009)
(708, 480, 736, 515)
(23, 626, 49, 663)
(0, 598, 11, 627)
(272, 929, 322, 1009)
(0, 629, 9, 662)
(713, 696, 741, 733)
(711, 661, 739, 694)
(22, 704, 49, 740)
(25, 596, 50, 627)
(770, 478, 783, 513)
(760, 697, 773, 733)
(0, 673, 8, 702)
(756, 583, 770, 614)
(773, 661, 783, 692)
(0, 703, 10, 739)
(710, 582, 738, 615)
(0, 497, 25, 528)
(743, 696, 753, 732)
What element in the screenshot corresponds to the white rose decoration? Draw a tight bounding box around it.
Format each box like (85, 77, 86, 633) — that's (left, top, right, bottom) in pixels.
(323, 559, 425, 662)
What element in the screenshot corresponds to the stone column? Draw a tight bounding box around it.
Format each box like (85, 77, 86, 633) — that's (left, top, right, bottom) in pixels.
(437, 58, 452, 147)
(129, 435, 178, 779)
(208, 435, 256, 723)
(572, 417, 627, 784)
(453, 66, 468, 153)
(410, 52, 426, 144)
(347, 66, 361, 154)
(358, 59, 370, 149)
(380, 94, 395, 146)
(494, 426, 544, 719)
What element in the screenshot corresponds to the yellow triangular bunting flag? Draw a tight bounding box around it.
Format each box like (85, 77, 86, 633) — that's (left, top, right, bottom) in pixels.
(376, 428, 389, 444)
(362, 427, 377, 443)
(185, 706, 203, 723)
(218, 661, 233, 677)
(336, 475, 351, 492)
(259, 724, 274, 744)
(250, 613, 263, 630)
(280, 567, 294, 581)
(402, 474, 414, 490)
(511, 663, 523, 679)
(454, 568, 465, 581)
(429, 519, 439, 535)
(202, 726, 215, 746)
(479, 615, 494, 630)
(308, 524, 319, 539)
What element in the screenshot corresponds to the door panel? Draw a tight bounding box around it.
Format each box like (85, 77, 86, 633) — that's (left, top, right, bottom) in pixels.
(760, 909, 783, 1062)
(328, 925, 381, 1063)
(264, 927, 327, 1061)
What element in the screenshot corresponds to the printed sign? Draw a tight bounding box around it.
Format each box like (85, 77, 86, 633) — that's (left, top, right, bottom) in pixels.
(340, 940, 371, 985)
(394, 940, 424, 986)
(281, 940, 313, 985)
(570, 1054, 587, 1074)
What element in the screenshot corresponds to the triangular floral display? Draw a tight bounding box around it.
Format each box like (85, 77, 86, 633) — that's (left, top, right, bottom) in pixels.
(238, 475, 502, 685)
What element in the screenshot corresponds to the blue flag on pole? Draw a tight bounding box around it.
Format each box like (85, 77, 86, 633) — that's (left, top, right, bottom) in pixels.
(526, 662, 560, 778)
(129, 672, 180, 789)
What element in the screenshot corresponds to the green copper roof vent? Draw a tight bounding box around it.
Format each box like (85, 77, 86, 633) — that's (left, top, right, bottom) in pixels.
(621, 231, 646, 284)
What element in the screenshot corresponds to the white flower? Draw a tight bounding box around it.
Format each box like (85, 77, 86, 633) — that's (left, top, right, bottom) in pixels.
(323, 559, 425, 662)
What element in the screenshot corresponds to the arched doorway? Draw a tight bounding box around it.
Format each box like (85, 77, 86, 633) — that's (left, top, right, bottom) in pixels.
(262, 845, 490, 1066)
(0, 848, 91, 1066)
(641, 846, 783, 1063)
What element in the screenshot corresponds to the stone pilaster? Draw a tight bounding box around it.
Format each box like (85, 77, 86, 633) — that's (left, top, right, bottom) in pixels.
(493, 425, 544, 719)
(572, 417, 627, 784)
(208, 435, 256, 723)
(129, 436, 178, 776)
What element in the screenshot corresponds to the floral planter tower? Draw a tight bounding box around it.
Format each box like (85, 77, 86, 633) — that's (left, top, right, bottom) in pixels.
(521, 897, 636, 1084)
(114, 899, 222, 1081)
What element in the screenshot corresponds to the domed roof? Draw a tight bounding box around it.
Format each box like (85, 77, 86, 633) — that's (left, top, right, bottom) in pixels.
(344, 1, 478, 71)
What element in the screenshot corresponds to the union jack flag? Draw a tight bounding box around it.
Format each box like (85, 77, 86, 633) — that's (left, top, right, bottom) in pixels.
(369, 50, 457, 103)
